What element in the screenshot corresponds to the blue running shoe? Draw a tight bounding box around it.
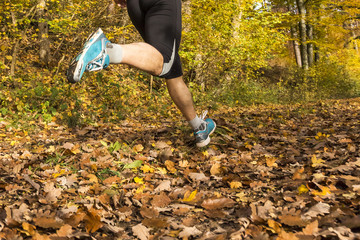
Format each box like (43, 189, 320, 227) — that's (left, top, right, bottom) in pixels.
(67, 28, 110, 83)
(194, 111, 216, 147)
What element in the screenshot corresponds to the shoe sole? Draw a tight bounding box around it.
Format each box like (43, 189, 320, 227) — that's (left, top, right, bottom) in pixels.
(67, 29, 104, 83)
(196, 121, 216, 148)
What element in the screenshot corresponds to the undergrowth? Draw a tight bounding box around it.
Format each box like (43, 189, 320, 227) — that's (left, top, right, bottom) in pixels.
(0, 60, 359, 129)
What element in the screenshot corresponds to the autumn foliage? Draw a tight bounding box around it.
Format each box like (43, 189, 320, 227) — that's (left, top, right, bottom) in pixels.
(1, 99, 360, 238)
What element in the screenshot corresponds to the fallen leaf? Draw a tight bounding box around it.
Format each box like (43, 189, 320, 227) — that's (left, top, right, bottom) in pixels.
(201, 197, 235, 210)
(132, 223, 149, 240)
(268, 219, 282, 233)
(103, 176, 121, 185)
(165, 160, 177, 173)
(188, 172, 209, 182)
(33, 217, 63, 229)
(279, 214, 308, 227)
(22, 222, 36, 236)
(154, 180, 171, 193)
(182, 190, 198, 202)
(277, 229, 299, 240)
(311, 155, 325, 167)
(302, 220, 318, 235)
(56, 224, 73, 237)
(179, 226, 202, 238)
(304, 202, 330, 219)
(84, 208, 103, 233)
(210, 162, 222, 175)
(151, 192, 171, 207)
(229, 181, 242, 189)
(133, 144, 144, 152)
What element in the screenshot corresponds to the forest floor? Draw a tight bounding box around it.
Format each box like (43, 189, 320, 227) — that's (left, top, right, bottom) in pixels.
(0, 97, 360, 240)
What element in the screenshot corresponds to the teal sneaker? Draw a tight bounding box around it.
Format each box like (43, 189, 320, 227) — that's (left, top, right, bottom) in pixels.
(194, 111, 216, 147)
(67, 28, 110, 83)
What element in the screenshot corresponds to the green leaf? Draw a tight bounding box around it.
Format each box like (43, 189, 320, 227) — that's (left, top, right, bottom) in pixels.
(123, 160, 143, 169)
(100, 140, 108, 147)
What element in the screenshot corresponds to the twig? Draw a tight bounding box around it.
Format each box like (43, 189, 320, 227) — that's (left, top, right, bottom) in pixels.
(23, 174, 40, 194)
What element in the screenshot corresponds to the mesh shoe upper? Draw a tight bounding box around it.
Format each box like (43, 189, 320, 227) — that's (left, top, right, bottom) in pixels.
(67, 28, 110, 83)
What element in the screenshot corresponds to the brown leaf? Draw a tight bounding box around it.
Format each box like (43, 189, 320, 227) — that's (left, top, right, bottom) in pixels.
(11, 203, 29, 223)
(44, 182, 62, 203)
(33, 232, 51, 240)
(103, 176, 121, 185)
(210, 162, 222, 175)
(62, 142, 74, 150)
(165, 160, 176, 173)
(277, 229, 299, 240)
(154, 180, 171, 193)
(132, 223, 149, 240)
(99, 193, 111, 206)
(302, 220, 318, 235)
(279, 214, 308, 227)
(151, 192, 171, 208)
(142, 218, 169, 228)
(304, 202, 330, 219)
(179, 226, 202, 238)
(204, 209, 226, 219)
(189, 172, 209, 182)
(34, 217, 63, 229)
(154, 141, 169, 149)
(201, 198, 235, 210)
(140, 206, 159, 219)
(84, 208, 103, 233)
(56, 224, 73, 237)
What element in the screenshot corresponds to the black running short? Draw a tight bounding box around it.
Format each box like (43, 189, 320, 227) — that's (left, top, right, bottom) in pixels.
(127, 0, 183, 79)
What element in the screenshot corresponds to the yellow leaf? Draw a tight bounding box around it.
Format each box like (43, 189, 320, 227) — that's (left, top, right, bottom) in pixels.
(133, 144, 144, 152)
(229, 181, 243, 189)
(157, 167, 167, 175)
(298, 184, 309, 194)
(141, 165, 154, 173)
(53, 169, 66, 178)
(47, 145, 56, 153)
(136, 185, 145, 194)
(311, 155, 325, 167)
(134, 177, 144, 184)
(87, 174, 98, 183)
(311, 185, 331, 196)
(268, 219, 282, 233)
(22, 222, 36, 236)
(266, 157, 278, 167)
(182, 190, 197, 202)
(202, 151, 209, 157)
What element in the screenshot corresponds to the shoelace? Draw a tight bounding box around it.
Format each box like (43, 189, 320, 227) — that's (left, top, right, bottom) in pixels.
(199, 110, 208, 121)
(195, 110, 208, 132)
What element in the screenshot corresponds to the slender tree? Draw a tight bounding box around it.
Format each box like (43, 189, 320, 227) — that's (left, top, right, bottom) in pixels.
(296, 0, 308, 69)
(37, 0, 50, 65)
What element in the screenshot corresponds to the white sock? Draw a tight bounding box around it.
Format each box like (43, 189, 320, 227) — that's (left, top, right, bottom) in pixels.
(106, 43, 123, 64)
(188, 115, 202, 130)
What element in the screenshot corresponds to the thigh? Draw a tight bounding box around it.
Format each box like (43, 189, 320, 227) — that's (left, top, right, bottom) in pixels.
(143, 0, 182, 61)
(127, 0, 183, 78)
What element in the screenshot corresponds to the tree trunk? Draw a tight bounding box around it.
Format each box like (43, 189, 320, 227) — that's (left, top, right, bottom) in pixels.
(307, 24, 314, 67)
(351, 29, 359, 54)
(296, 0, 308, 70)
(37, 0, 50, 65)
(291, 26, 302, 67)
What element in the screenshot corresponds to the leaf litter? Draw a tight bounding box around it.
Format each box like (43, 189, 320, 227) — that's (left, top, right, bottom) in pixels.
(0, 99, 360, 239)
